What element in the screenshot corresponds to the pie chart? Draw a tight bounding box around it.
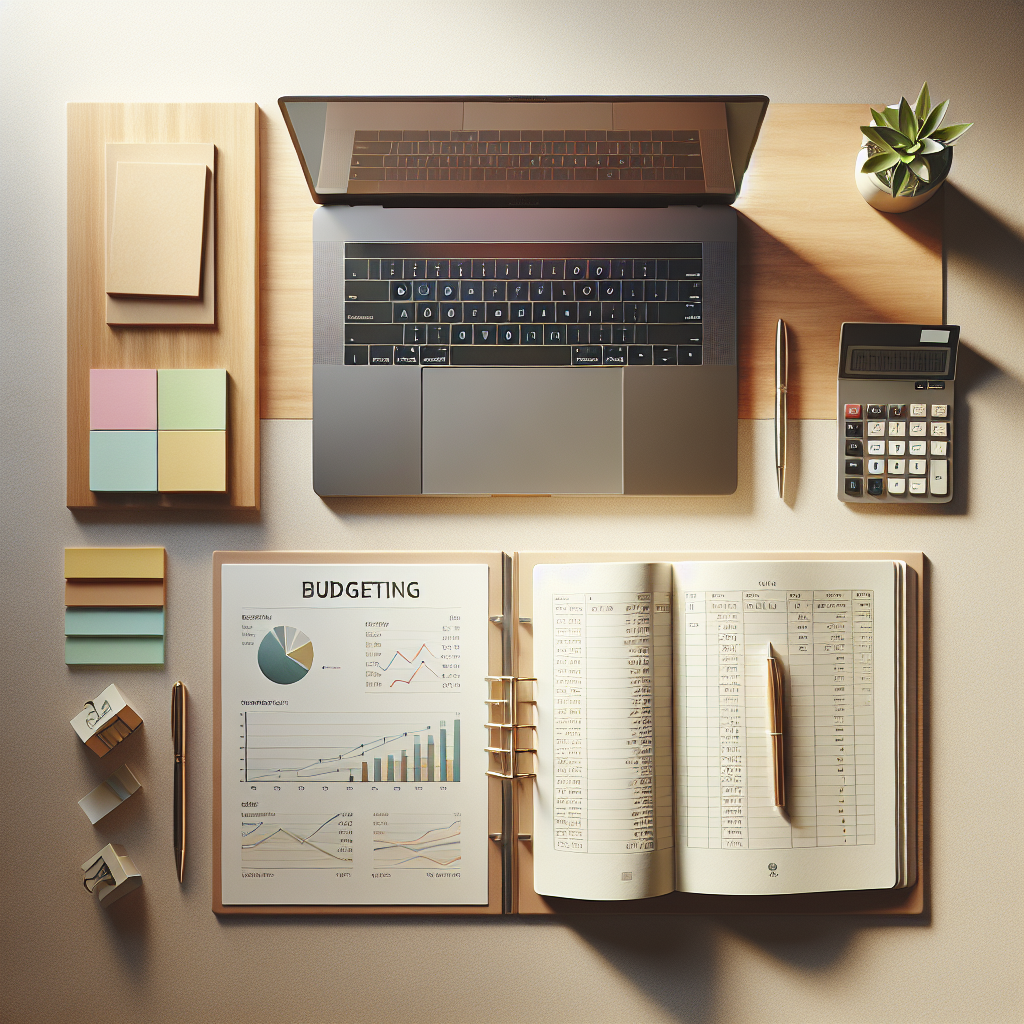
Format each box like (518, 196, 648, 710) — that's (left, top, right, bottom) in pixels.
(258, 626, 314, 685)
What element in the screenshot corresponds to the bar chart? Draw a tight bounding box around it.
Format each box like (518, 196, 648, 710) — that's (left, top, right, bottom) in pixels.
(242, 711, 461, 784)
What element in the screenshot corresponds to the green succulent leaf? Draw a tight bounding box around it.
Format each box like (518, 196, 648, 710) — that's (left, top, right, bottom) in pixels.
(914, 82, 931, 120)
(879, 105, 902, 130)
(899, 150, 916, 163)
(862, 151, 901, 173)
(909, 157, 931, 182)
(890, 163, 909, 196)
(870, 124, 913, 150)
(869, 108, 889, 128)
(899, 97, 918, 140)
(920, 99, 949, 138)
(860, 126, 898, 153)
(932, 122, 973, 143)
(917, 138, 945, 154)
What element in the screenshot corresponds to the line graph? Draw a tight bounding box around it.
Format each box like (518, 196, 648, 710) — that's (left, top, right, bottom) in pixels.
(372, 813, 462, 870)
(242, 712, 461, 783)
(364, 612, 461, 691)
(241, 812, 353, 870)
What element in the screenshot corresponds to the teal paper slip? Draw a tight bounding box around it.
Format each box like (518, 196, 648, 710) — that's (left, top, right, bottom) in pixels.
(64, 636, 165, 665)
(64, 607, 165, 636)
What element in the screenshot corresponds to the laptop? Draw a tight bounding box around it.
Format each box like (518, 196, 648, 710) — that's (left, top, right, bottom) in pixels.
(279, 95, 769, 496)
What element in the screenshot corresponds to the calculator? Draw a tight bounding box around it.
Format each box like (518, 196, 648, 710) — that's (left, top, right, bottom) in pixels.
(837, 322, 959, 504)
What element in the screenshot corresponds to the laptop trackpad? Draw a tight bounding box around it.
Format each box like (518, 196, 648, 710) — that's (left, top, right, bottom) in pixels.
(421, 367, 623, 494)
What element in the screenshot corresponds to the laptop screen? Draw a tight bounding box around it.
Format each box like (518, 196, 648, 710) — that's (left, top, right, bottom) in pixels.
(280, 96, 768, 206)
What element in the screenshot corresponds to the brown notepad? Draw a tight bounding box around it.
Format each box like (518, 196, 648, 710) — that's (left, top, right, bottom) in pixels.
(107, 161, 208, 297)
(213, 550, 923, 917)
(104, 143, 216, 325)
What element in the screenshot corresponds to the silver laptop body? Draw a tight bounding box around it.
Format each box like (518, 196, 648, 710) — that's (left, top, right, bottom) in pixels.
(282, 96, 769, 496)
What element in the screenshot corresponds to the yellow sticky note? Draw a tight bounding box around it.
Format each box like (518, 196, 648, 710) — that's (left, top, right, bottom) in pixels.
(158, 430, 226, 492)
(64, 547, 166, 580)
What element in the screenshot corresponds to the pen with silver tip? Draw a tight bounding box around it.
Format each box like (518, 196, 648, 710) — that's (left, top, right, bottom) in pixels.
(172, 681, 187, 882)
(776, 319, 788, 498)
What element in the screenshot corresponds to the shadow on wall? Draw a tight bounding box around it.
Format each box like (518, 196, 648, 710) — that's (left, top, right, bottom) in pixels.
(561, 910, 930, 1023)
(943, 183, 1024, 336)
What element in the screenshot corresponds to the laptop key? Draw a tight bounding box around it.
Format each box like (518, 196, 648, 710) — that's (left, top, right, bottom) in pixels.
(678, 345, 702, 365)
(344, 345, 368, 365)
(419, 346, 449, 365)
(394, 346, 419, 365)
(345, 302, 392, 323)
(572, 345, 602, 365)
(603, 346, 627, 365)
(653, 346, 677, 365)
(628, 346, 654, 365)
(369, 346, 393, 365)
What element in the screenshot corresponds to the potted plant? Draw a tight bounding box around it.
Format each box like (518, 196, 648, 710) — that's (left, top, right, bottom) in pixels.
(855, 83, 972, 212)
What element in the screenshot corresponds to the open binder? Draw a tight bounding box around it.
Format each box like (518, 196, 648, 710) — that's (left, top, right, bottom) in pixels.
(213, 550, 923, 916)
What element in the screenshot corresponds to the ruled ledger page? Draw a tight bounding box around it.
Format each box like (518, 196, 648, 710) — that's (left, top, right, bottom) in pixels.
(533, 562, 675, 900)
(672, 560, 900, 895)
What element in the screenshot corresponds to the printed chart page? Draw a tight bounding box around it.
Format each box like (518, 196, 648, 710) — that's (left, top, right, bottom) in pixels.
(219, 562, 489, 905)
(532, 562, 674, 900)
(673, 560, 899, 895)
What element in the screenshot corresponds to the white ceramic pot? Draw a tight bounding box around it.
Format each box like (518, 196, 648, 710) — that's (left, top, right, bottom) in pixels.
(854, 142, 950, 212)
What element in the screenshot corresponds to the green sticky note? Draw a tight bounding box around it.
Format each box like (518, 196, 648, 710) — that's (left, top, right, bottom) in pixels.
(158, 369, 227, 429)
(65, 607, 165, 636)
(65, 636, 165, 665)
(89, 431, 157, 491)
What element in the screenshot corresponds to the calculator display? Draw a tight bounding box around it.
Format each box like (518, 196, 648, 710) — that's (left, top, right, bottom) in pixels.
(846, 346, 950, 376)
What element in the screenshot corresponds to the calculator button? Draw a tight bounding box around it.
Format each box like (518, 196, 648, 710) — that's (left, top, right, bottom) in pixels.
(867, 459, 884, 475)
(930, 440, 948, 456)
(930, 460, 948, 496)
(867, 405, 885, 417)
(927, 380, 945, 389)
(888, 421, 906, 437)
(910, 404, 927, 417)
(845, 459, 863, 474)
(909, 441, 927, 456)
(930, 422, 948, 437)
(909, 422, 926, 436)
(914, 380, 928, 390)
(886, 477, 905, 494)
(867, 478, 884, 496)
(888, 404, 907, 418)
(867, 421, 885, 436)
(867, 440, 885, 455)
(930, 404, 948, 418)
(908, 479, 927, 495)
(909, 459, 927, 475)
(844, 404, 862, 419)
(844, 477, 862, 495)
(888, 459, 905, 475)
(845, 422, 863, 437)
(888, 440, 905, 456)
(845, 439, 864, 457)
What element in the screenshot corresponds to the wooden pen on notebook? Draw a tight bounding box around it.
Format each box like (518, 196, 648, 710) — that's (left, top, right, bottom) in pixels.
(766, 646, 786, 808)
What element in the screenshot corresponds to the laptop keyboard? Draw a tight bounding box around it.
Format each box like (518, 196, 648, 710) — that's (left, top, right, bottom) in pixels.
(342, 243, 704, 368)
(349, 129, 705, 183)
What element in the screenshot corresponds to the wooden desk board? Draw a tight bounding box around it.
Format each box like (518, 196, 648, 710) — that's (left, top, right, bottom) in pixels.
(67, 104, 260, 509)
(258, 104, 942, 421)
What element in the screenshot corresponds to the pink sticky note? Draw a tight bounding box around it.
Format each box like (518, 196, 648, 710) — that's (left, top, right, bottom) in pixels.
(90, 369, 157, 430)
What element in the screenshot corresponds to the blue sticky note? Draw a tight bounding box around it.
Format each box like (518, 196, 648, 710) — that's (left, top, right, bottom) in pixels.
(65, 636, 165, 665)
(65, 607, 165, 636)
(89, 431, 157, 492)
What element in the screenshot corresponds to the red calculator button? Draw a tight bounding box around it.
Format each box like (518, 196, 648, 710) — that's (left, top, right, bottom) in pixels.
(845, 404, 862, 419)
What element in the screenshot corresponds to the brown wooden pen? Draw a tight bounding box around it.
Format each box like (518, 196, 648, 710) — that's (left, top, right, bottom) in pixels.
(766, 646, 786, 808)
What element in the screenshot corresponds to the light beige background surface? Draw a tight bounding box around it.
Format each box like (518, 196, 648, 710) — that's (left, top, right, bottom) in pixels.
(1, 1, 1022, 1022)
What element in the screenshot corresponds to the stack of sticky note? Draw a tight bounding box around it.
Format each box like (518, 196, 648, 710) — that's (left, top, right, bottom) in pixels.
(65, 548, 166, 665)
(89, 368, 227, 492)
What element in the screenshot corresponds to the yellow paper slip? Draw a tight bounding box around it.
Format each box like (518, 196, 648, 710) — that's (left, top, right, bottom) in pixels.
(64, 547, 166, 580)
